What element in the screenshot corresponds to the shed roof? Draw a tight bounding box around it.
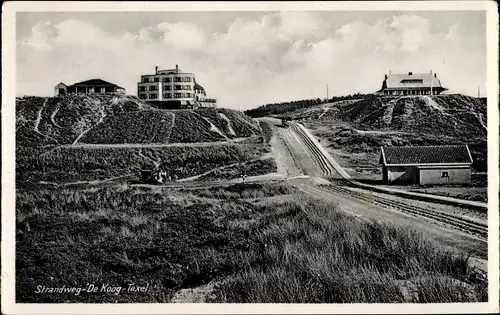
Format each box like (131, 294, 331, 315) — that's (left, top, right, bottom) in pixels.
(70, 79, 124, 89)
(380, 145, 473, 166)
(383, 73, 446, 90)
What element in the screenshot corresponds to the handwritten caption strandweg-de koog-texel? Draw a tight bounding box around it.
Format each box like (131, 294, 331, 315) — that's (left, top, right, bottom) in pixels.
(35, 283, 152, 296)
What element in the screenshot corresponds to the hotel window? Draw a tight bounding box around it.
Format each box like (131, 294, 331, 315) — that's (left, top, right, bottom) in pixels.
(186, 93, 192, 98)
(149, 93, 157, 99)
(149, 85, 157, 91)
(143, 77, 149, 83)
(139, 86, 146, 91)
(174, 77, 182, 82)
(154, 77, 159, 82)
(164, 93, 172, 99)
(164, 85, 171, 91)
(182, 77, 191, 82)
(185, 85, 192, 90)
(164, 77, 171, 83)
(174, 93, 182, 98)
(175, 85, 182, 90)
(139, 94, 147, 99)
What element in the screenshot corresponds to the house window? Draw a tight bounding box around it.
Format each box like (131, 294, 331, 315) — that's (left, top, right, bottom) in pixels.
(139, 94, 147, 99)
(174, 93, 182, 98)
(174, 77, 182, 82)
(164, 93, 172, 99)
(149, 93, 157, 99)
(164, 85, 171, 91)
(186, 93, 192, 98)
(164, 77, 171, 83)
(149, 86, 157, 91)
(174, 85, 182, 90)
(154, 77, 159, 82)
(143, 77, 149, 83)
(441, 171, 449, 178)
(139, 86, 147, 91)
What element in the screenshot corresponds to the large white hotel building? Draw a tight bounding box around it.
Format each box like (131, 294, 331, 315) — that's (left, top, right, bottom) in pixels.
(137, 65, 217, 109)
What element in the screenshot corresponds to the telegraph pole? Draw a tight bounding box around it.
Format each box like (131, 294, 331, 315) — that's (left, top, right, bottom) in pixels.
(430, 70, 433, 96)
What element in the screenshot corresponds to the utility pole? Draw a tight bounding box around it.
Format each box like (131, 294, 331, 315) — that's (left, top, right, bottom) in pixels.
(430, 70, 433, 96)
(326, 84, 329, 101)
(478, 85, 480, 98)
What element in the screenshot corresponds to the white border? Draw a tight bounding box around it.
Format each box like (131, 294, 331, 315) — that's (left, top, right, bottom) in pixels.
(2, 1, 499, 314)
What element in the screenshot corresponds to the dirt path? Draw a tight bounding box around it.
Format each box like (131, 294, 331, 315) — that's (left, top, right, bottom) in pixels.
(33, 98, 59, 143)
(72, 111, 106, 145)
(49, 102, 63, 128)
(166, 111, 176, 143)
(39, 175, 132, 187)
(219, 113, 237, 136)
(192, 112, 230, 140)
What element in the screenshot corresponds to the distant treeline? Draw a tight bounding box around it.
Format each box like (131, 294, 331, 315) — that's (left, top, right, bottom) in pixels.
(245, 93, 375, 118)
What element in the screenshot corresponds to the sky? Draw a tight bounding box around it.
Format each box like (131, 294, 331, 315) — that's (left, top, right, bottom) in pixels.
(16, 11, 486, 110)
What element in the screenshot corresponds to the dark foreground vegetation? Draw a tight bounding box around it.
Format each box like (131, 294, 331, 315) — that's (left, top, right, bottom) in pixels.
(17, 182, 487, 303)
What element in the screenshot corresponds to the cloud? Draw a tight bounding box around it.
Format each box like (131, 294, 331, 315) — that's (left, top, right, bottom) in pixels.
(17, 13, 485, 109)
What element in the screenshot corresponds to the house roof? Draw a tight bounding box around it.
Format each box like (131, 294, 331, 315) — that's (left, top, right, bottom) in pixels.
(70, 79, 124, 89)
(380, 145, 473, 166)
(383, 73, 446, 90)
(194, 82, 204, 91)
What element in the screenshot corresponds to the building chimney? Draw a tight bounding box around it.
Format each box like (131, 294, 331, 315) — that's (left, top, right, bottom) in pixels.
(155, 65, 159, 74)
(176, 64, 179, 73)
(408, 72, 413, 76)
(384, 74, 388, 80)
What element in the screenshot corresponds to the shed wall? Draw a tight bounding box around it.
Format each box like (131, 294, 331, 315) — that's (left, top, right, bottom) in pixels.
(418, 167, 471, 185)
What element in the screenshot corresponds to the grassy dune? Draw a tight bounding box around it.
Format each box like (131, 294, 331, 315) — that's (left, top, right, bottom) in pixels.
(16, 183, 487, 303)
(16, 95, 261, 146)
(17, 143, 267, 185)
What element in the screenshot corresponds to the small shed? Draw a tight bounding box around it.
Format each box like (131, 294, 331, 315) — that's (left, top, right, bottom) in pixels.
(54, 82, 67, 96)
(379, 145, 473, 185)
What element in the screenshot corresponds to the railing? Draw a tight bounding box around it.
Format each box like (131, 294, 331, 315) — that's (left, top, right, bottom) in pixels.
(200, 98, 217, 103)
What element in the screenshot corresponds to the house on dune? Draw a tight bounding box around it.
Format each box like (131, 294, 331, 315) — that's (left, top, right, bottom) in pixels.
(54, 79, 125, 96)
(376, 71, 447, 96)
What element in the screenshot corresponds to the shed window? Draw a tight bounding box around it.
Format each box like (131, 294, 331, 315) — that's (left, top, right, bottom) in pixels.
(441, 171, 449, 178)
